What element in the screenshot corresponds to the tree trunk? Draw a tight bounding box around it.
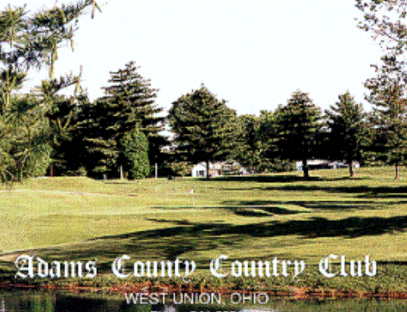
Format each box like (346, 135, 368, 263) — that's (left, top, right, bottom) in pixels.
(302, 158, 309, 178)
(120, 165, 124, 180)
(348, 159, 354, 177)
(395, 162, 400, 180)
(206, 160, 210, 180)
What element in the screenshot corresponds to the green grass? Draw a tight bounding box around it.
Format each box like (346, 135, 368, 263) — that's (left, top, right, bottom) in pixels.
(2, 166, 407, 291)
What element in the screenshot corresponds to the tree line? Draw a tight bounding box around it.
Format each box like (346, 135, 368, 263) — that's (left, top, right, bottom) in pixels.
(1, 0, 406, 182)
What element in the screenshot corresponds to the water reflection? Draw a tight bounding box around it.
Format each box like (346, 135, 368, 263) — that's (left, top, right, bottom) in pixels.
(1, 291, 407, 312)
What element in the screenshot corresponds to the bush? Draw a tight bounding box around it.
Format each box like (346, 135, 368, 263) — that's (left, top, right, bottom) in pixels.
(120, 129, 150, 179)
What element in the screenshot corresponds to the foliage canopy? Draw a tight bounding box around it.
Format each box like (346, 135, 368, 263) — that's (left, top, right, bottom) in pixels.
(168, 85, 236, 178)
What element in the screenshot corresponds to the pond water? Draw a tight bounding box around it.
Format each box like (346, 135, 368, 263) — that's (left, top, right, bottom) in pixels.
(1, 291, 407, 312)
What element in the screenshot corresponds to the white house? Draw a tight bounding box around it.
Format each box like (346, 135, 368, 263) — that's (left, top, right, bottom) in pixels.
(191, 162, 208, 178)
(191, 162, 220, 178)
(191, 161, 247, 178)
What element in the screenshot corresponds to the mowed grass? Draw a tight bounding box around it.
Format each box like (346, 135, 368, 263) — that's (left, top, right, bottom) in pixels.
(1, 166, 407, 274)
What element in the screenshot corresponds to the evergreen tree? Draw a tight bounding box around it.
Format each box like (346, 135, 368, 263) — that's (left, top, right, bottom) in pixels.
(78, 99, 118, 178)
(0, 1, 100, 183)
(119, 128, 149, 179)
(98, 61, 166, 171)
(168, 85, 236, 179)
(0, 1, 100, 109)
(233, 111, 292, 173)
(257, 109, 294, 172)
(276, 90, 322, 178)
(325, 92, 367, 177)
(1, 94, 51, 181)
(258, 110, 278, 159)
(357, 1, 407, 179)
(233, 114, 262, 172)
(356, 0, 407, 51)
(364, 53, 407, 179)
(45, 94, 90, 176)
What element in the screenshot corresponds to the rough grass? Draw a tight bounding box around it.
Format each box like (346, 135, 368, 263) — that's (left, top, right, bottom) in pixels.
(1, 166, 407, 291)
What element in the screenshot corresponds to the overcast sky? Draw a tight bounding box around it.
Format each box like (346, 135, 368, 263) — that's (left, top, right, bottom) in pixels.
(9, 0, 385, 115)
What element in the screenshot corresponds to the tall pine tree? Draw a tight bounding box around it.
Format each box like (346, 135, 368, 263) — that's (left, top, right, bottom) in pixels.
(45, 94, 91, 176)
(168, 85, 236, 179)
(276, 90, 322, 178)
(79, 98, 118, 178)
(88, 61, 165, 178)
(232, 114, 262, 172)
(0, 1, 100, 182)
(365, 53, 407, 179)
(325, 92, 367, 177)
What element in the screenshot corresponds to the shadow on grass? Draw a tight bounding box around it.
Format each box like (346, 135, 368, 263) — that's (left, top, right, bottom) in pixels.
(134, 215, 407, 240)
(207, 174, 370, 183)
(25, 213, 407, 275)
(104, 181, 134, 185)
(244, 185, 407, 198)
(208, 175, 323, 183)
(377, 261, 407, 266)
(151, 206, 304, 216)
(212, 176, 407, 199)
(231, 206, 303, 217)
(324, 176, 370, 181)
(222, 200, 380, 210)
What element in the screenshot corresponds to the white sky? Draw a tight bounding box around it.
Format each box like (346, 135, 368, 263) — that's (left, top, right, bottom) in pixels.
(8, 0, 385, 115)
